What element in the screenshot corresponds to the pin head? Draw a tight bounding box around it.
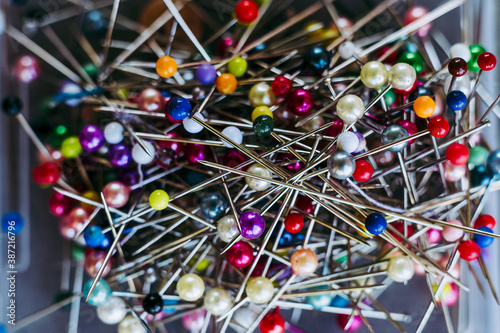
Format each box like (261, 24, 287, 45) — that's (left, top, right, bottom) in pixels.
(234, 0, 259, 24)
(305, 46, 331, 74)
(137, 88, 165, 113)
(33, 162, 61, 185)
(149, 190, 170, 210)
(79, 125, 104, 152)
(477, 52, 496, 71)
(176, 273, 205, 301)
(168, 97, 192, 120)
(450, 43, 471, 62)
(84, 225, 106, 248)
(475, 214, 496, 229)
(396, 120, 417, 144)
(468, 44, 486, 72)
(290, 248, 318, 276)
(200, 192, 228, 220)
(271, 76, 293, 97)
(398, 51, 424, 74)
(336, 94, 364, 124)
(364, 213, 387, 235)
(448, 57, 468, 77)
(253, 115, 274, 137)
(83, 279, 112, 306)
(103, 122, 124, 144)
(156, 56, 177, 78)
(217, 215, 239, 242)
(413, 96, 435, 118)
(196, 64, 217, 84)
(381, 125, 408, 152)
(428, 116, 449, 139)
(446, 90, 467, 111)
(486, 149, 500, 176)
(239, 210, 265, 239)
(387, 256, 414, 283)
(102, 181, 131, 208)
(249, 82, 275, 107)
(142, 292, 163, 315)
(337, 131, 359, 153)
(388, 63, 417, 90)
(352, 160, 373, 182)
(360, 61, 388, 89)
(204, 287, 233, 316)
(284, 212, 304, 233)
(131, 141, 155, 165)
(327, 151, 355, 180)
(287, 89, 314, 116)
(446, 143, 469, 166)
(246, 277, 274, 304)
(468, 146, 489, 166)
(458, 240, 480, 261)
(226, 240, 254, 268)
(109, 143, 132, 168)
(228, 56, 248, 78)
(216, 73, 238, 94)
(473, 226, 494, 248)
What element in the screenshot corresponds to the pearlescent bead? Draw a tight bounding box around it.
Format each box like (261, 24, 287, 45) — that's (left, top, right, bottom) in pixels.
(381, 125, 408, 152)
(204, 288, 233, 316)
(306, 288, 333, 309)
(290, 248, 318, 276)
(183, 113, 206, 134)
(442, 219, 464, 242)
(336, 94, 364, 124)
(388, 63, 416, 90)
(137, 88, 164, 113)
(246, 277, 274, 304)
(360, 61, 388, 89)
(59, 207, 87, 240)
(182, 309, 206, 331)
(239, 211, 265, 239)
(104, 122, 124, 144)
(251, 106, 273, 121)
(118, 315, 145, 333)
(102, 181, 130, 208)
(79, 125, 104, 152)
(83, 279, 112, 306)
(249, 83, 275, 107)
(109, 143, 131, 168)
(200, 192, 228, 220)
(444, 160, 466, 182)
(233, 308, 258, 330)
(176, 273, 205, 301)
(131, 141, 155, 165)
(388, 256, 414, 282)
(468, 146, 488, 166)
(97, 296, 127, 325)
(245, 164, 272, 191)
(338, 41, 357, 59)
(287, 89, 314, 116)
(61, 83, 82, 107)
(221, 126, 243, 148)
(226, 240, 254, 267)
(217, 215, 239, 242)
(337, 131, 360, 153)
(450, 43, 471, 62)
(327, 151, 355, 179)
(253, 115, 274, 137)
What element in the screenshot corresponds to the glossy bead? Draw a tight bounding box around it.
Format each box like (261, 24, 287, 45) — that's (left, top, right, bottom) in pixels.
(233, 308, 258, 329)
(477, 52, 496, 71)
(360, 61, 388, 89)
(468, 44, 487, 72)
(83, 279, 112, 306)
(458, 240, 480, 261)
(149, 190, 169, 210)
(404, 6, 431, 38)
(305, 288, 333, 309)
(216, 73, 238, 94)
(246, 277, 274, 304)
(413, 96, 435, 118)
(448, 57, 468, 77)
(156, 146, 176, 169)
(471, 165, 491, 187)
(142, 292, 163, 315)
(474, 216, 496, 232)
(176, 274, 205, 301)
(60, 83, 82, 106)
(59, 207, 88, 239)
(61, 136, 82, 158)
(49, 191, 73, 216)
(450, 43, 471, 62)
(168, 97, 191, 120)
(271, 76, 293, 97)
(387, 256, 414, 283)
(84, 225, 105, 248)
(2, 95, 22, 116)
(132, 141, 155, 165)
(446, 143, 469, 165)
(279, 152, 303, 171)
(249, 82, 275, 107)
(196, 64, 217, 84)
(444, 161, 466, 182)
(226, 240, 254, 268)
(200, 192, 228, 220)
(295, 195, 314, 214)
(291, 248, 318, 276)
(182, 309, 206, 331)
(284, 212, 304, 233)
(118, 315, 144, 333)
(487, 149, 500, 176)
(221, 126, 243, 148)
(246, 164, 272, 191)
(427, 228, 442, 244)
(388, 63, 416, 90)
(381, 125, 408, 152)
(327, 151, 355, 180)
(183, 113, 205, 134)
(33, 162, 61, 185)
(137, 88, 164, 113)
(239, 210, 265, 239)
(204, 288, 233, 316)
(336, 94, 364, 124)
(228, 56, 248, 78)
(468, 146, 488, 166)
(399, 52, 424, 74)
(352, 160, 373, 182)
(84, 248, 112, 277)
(223, 149, 248, 169)
(259, 308, 285, 333)
(253, 115, 274, 136)
(397, 120, 417, 145)
(287, 89, 314, 116)
(156, 56, 177, 78)
(1, 212, 23, 235)
(109, 144, 132, 168)
(337, 131, 359, 153)
(104, 122, 124, 144)
(446, 90, 467, 111)
(473, 226, 494, 248)
(79, 125, 104, 152)
(338, 41, 357, 59)
(217, 215, 239, 242)
(97, 296, 127, 325)
(305, 46, 331, 74)
(365, 213, 386, 235)
(15, 55, 39, 83)
(428, 116, 449, 139)
(251, 106, 273, 121)
(102, 181, 130, 208)
(234, 0, 259, 24)
(185, 143, 209, 165)
(442, 219, 464, 242)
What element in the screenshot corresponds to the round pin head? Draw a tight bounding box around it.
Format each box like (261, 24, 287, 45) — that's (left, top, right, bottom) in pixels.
(2, 95, 22, 116)
(364, 213, 387, 235)
(446, 90, 467, 111)
(428, 116, 449, 139)
(477, 52, 496, 71)
(381, 125, 408, 152)
(388, 63, 417, 90)
(448, 57, 468, 77)
(486, 149, 500, 176)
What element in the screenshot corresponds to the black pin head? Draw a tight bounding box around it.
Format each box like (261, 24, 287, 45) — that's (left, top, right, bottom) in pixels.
(2, 95, 23, 116)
